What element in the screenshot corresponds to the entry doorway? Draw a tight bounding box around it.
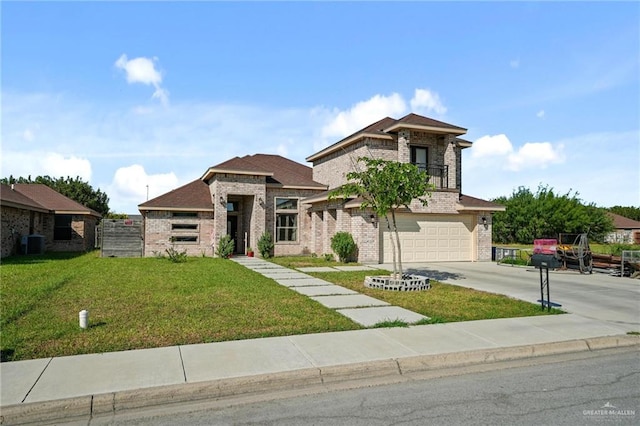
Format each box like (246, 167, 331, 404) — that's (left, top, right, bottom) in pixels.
(227, 215, 239, 253)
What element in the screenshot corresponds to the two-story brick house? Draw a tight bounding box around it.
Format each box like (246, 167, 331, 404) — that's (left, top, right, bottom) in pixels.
(139, 113, 504, 262)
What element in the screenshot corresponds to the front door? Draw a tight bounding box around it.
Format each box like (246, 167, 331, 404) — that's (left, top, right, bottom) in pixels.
(227, 216, 239, 253)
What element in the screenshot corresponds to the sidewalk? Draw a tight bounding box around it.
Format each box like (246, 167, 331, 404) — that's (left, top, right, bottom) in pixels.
(1, 259, 638, 424)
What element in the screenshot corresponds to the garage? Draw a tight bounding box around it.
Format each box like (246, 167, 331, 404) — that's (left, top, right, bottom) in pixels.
(382, 214, 474, 262)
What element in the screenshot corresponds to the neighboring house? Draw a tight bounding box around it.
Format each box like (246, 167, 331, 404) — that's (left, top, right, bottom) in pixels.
(0, 183, 101, 258)
(139, 113, 505, 262)
(605, 212, 640, 244)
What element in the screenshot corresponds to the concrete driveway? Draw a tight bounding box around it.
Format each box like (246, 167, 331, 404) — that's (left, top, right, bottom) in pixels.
(377, 262, 640, 331)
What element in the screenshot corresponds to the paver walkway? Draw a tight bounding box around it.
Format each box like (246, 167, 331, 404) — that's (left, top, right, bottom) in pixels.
(232, 257, 427, 327)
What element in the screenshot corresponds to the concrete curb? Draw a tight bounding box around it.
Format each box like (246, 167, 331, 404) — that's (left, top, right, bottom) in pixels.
(2, 334, 638, 425)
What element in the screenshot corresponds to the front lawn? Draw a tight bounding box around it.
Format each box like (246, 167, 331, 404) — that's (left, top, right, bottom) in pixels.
(306, 271, 564, 323)
(2, 253, 563, 362)
(0, 252, 360, 361)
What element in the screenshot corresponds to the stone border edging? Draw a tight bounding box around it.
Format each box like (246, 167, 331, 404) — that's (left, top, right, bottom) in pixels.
(2, 335, 638, 425)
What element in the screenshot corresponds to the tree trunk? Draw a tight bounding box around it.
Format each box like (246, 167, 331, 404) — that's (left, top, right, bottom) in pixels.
(383, 214, 398, 279)
(391, 209, 403, 279)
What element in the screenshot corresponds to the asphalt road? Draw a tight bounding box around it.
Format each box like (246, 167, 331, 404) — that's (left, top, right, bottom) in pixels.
(89, 347, 639, 426)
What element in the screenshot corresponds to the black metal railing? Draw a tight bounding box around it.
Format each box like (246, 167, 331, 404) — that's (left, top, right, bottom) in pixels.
(413, 163, 449, 189)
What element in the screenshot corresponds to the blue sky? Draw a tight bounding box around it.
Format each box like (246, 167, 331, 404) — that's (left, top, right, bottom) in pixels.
(2, 2, 638, 214)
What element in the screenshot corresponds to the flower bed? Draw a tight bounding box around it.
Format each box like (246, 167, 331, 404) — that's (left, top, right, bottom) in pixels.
(364, 275, 430, 291)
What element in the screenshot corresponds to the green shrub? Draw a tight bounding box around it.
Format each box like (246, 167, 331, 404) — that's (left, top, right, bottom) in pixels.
(323, 253, 334, 262)
(216, 235, 234, 258)
(258, 232, 274, 258)
(166, 237, 187, 263)
(330, 232, 357, 263)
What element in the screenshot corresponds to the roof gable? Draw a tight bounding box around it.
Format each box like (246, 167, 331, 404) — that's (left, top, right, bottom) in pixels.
(203, 154, 325, 189)
(139, 179, 213, 211)
(11, 184, 101, 216)
(307, 113, 467, 162)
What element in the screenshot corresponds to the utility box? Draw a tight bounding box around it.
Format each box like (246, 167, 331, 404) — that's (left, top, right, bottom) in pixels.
(20, 235, 45, 255)
(531, 253, 561, 269)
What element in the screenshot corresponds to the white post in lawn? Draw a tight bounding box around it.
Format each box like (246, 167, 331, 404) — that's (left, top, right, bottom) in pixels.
(79, 310, 89, 329)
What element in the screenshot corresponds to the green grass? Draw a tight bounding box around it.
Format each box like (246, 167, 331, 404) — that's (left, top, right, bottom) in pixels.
(2, 252, 563, 362)
(307, 270, 564, 323)
(0, 252, 360, 361)
(270, 256, 358, 269)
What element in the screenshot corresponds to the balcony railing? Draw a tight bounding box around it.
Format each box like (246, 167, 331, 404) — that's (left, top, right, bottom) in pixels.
(413, 163, 449, 189)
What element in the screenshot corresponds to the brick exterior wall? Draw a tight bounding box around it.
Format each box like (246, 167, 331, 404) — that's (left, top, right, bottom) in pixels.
(1, 206, 45, 258)
(1, 207, 97, 257)
(476, 212, 493, 262)
(143, 210, 215, 257)
(142, 174, 325, 258)
(312, 138, 397, 189)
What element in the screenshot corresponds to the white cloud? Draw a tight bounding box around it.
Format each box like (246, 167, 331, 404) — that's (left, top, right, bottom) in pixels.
(506, 142, 565, 171)
(469, 134, 565, 171)
(410, 88, 447, 116)
(1, 150, 91, 181)
(471, 134, 514, 158)
(320, 93, 407, 141)
(108, 165, 179, 213)
(536, 110, 545, 119)
(115, 54, 169, 106)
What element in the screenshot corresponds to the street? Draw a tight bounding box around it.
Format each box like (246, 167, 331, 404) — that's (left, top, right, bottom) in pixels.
(90, 347, 639, 426)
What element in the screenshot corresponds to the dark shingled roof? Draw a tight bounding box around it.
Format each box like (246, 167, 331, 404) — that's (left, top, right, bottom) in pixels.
(208, 154, 326, 188)
(307, 113, 467, 161)
(0, 184, 48, 211)
(10, 184, 101, 216)
(607, 212, 640, 229)
(391, 113, 467, 132)
(139, 179, 212, 210)
(458, 194, 505, 211)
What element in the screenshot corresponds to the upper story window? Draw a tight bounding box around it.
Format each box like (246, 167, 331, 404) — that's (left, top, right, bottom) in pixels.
(275, 198, 298, 242)
(54, 214, 72, 240)
(410, 146, 428, 171)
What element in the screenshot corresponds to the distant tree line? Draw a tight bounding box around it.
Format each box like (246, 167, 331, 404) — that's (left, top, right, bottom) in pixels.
(491, 185, 614, 244)
(2, 175, 110, 217)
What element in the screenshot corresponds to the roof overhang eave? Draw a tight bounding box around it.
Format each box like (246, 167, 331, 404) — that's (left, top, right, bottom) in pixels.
(0, 200, 50, 213)
(455, 204, 506, 212)
(384, 123, 467, 135)
(267, 184, 328, 191)
(138, 206, 214, 212)
(55, 209, 102, 217)
(201, 168, 274, 181)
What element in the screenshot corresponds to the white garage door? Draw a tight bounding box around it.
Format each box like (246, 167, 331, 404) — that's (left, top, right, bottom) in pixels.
(382, 214, 473, 262)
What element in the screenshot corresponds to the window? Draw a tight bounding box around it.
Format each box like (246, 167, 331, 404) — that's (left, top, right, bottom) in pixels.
(172, 212, 198, 218)
(226, 201, 239, 212)
(275, 198, 298, 242)
(410, 146, 428, 171)
(172, 236, 198, 243)
(54, 214, 72, 240)
(171, 223, 198, 230)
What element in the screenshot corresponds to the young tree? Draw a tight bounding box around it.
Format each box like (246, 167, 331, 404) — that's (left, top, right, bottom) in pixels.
(330, 157, 433, 279)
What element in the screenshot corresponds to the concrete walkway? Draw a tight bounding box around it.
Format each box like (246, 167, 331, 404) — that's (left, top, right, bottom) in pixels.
(234, 257, 427, 327)
(1, 259, 638, 425)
